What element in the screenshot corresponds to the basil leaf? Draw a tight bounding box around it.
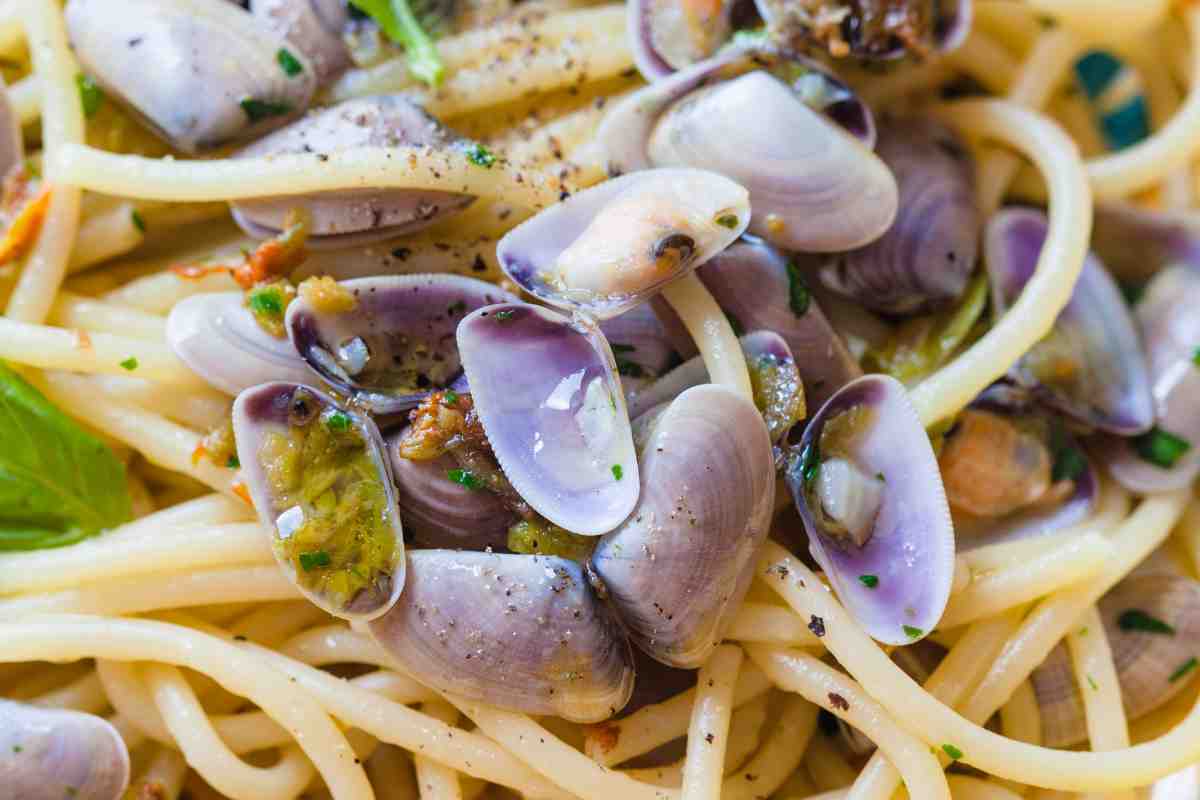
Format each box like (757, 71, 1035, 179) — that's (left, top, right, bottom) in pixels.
(0, 361, 131, 550)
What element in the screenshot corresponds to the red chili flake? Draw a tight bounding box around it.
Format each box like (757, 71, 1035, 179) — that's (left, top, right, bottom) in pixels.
(828, 693, 850, 712)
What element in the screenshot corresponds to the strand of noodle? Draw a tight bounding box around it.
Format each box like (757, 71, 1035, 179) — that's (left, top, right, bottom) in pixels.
(1, 616, 373, 798)
(1050, 93, 1108, 158)
(746, 645, 951, 800)
(67, 202, 145, 272)
(718, 692, 818, 800)
(1066, 608, 1135, 800)
(947, 776, 1027, 800)
(53, 143, 560, 210)
(973, 1, 1041, 53)
(96, 660, 172, 742)
(1086, 6, 1200, 197)
(0, 319, 201, 384)
(804, 735, 857, 792)
(0, 522, 268, 595)
(366, 745, 420, 800)
(0, 565, 296, 617)
(10, 74, 41, 126)
(943, 29, 1018, 94)
(583, 663, 772, 766)
(128, 747, 189, 800)
(36, 371, 236, 494)
(724, 602, 823, 648)
(1026, 0, 1169, 52)
(1177, 498, 1200, 580)
(6, 0, 83, 323)
(661, 274, 752, 401)
(228, 601, 332, 647)
(847, 608, 1025, 800)
(446, 696, 677, 800)
(912, 99, 1091, 426)
(88, 375, 228, 431)
(279, 626, 402, 671)
(144, 663, 317, 800)
(413, 701, 464, 800)
(137, 460, 215, 494)
(31, 669, 107, 713)
(756, 495, 1200, 793)
(940, 531, 1113, 628)
(97, 271, 236, 313)
(680, 644, 742, 800)
(996, 679, 1042, 797)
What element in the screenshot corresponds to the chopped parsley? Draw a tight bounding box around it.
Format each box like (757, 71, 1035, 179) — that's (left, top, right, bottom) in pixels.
(1133, 427, 1191, 469)
(1170, 657, 1198, 683)
(298, 550, 332, 571)
(465, 143, 497, 168)
(1078, 626, 1089, 637)
(130, 210, 146, 233)
(724, 312, 745, 336)
(119, 357, 138, 371)
(248, 287, 284, 316)
(903, 625, 924, 639)
(240, 97, 293, 122)
(11, 745, 20, 753)
(859, 574, 879, 589)
(226, 455, 240, 469)
(324, 410, 352, 433)
(797, 440, 821, 486)
(448, 468, 483, 490)
(1117, 609, 1175, 635)
(611, 464, 623, 481)
(447, 300, 467, 315)
(493, 309, 515, 323)
(941, 744, 963, 760)
(1051, 446, 1087, 482)
(348, 0, 445, 86)
(277, 48, 304, 77)
(714, 213, 740, 229)
(1193, 346, 1200, 367)
(785, 260, 811, 317)
(76, 74, 104, 117)
(1119, 281, 1145, 306)
(1087, 674, 1099, 691)
(442, 389, 459, 406)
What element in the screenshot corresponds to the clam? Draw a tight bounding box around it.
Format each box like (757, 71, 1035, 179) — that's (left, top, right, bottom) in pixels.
(64, 0, 316, 153)
(986, 208, 1154, 436)
(1032, 573, 1200, 748)
(1105, 266, 1200, 492)
(368, 550, 635, 722)
(497, 169, 749, 320)
(1091, 201, 1200, 283)
(166, 291, 313, 395)
(457, 303, 639, 535)
(627, 0, 735, 79)
(286, 274, 517, 414)
(753, 0, 972, 60)
(0, 701, 129, 800)
(249, 0, 352, 86)
(785, 374, 955, 645)
(0, 77, 21, 178)
(386, 438, 514, 550)
(233, 382, 405, 620)
(817, 116, 980, 315)
(599, 303, 680, 397)
(231, 96, 476, 246)
(591, 383, 775, 667)
(694, 236, 861, 409)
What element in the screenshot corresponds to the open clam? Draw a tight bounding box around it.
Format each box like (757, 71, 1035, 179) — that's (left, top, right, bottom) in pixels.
(785, 374, 955, 644)
(64, 0, 316, 153)
(627, 0, 736, 79)
(368, 550, 635, 722)
(231, 96, 476, 246)
(249, 0, 351, 86)
(591, 384, 775, 667)
(286, 274, 517, 414)
(754, 0, 972, 60)
(0, 702, 129, 800)
(233, 382, 405, 620)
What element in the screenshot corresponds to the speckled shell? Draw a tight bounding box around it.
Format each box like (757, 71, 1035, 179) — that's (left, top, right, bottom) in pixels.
(0, 701, 130, 800)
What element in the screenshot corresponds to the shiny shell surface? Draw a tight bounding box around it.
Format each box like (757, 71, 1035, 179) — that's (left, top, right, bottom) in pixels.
(0, 701, 130, 800)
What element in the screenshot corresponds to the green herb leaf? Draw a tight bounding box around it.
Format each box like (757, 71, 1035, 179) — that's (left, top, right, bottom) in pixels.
(75, 74, 104, 117)
(0, 361, 131, 550)
(1120, 281, 1145, 306)
(796, 440, 821, 486)
(1051, 446, 1087, 482)
(903, 625, 924, 639)
(785, 260, 811, 317)
(1087, 674, 1099, 691)
(324, 411, 352, 433)
(714, 213, 740, 229)
(349, 0, 445, 86)
(130, 210, 146, 233)
(240, 97, 293, 122)
(447, 468, 483, 490)
(1193, 347, 1200, 368)
(12, 745, 21, 753)
(1117, 609, 1175, 635)
(119, 357, 138, 372)
(859, 574, 879, 589)
(1133, 427, 1191, 469)
(298, 550, 332, 571)
(442, 389, 459, 406)
(465, 143, 497, 168)
(1170, 657, 1198, 683)
(277, 48, 304, 77)
(611, 464, 623, 481)
(493, 309, 515, 323)
(226, 455, 240, 469)
(248, 287, 284, 317)
(724, 312, 744, 337)
(941, 744, 963, 760)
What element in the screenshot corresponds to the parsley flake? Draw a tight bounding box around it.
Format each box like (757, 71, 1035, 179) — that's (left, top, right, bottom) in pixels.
(76, 74, 104, 117)
(1051, 446, 1087, 482)
(466, 143, 497, 168)
(1133, 427, 1191, 469)
(942, 744, 963, 760)
(714, 213, 740, 229)
(611, 464, 623, 481)
(226, 455, 240, 469)
(1170, 657, 1198, 683)
(1087, 674, 1099, 691)
(1118, 609, 1175, 635)
(324, 411, 352, 433)
(785, 260, 811, 317)
(240, 97, 293, 122)
(493, 309, 515, 323)
(903, 625, 924, 639)
(298, 550, 331, 571)
(859, 574, 879, 589)
(442, 390, 459, 406)
(119, 357, 138, 371)
(277, 48, 304, 77)
(448, 468, 483, 490)
(130, 210, 146, 233)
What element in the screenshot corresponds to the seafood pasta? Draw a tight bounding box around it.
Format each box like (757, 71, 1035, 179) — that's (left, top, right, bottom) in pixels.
(1, 0, 1200, 798)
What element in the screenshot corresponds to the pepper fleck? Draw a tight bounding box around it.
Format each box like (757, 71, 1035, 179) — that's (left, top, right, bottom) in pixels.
(808, 615, 826, 637)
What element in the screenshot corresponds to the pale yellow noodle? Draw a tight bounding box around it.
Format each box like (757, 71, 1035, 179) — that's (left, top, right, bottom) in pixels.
(717, 692, 817, 800)
(414, 701, 464, 800)
(680, 644, 742, 800)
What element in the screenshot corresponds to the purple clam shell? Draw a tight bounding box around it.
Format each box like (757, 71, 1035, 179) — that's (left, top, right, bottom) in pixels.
(249, 0, 351, 86)
(626, 0, 734, 81)
(600, 302, 680, 398)
(1092, 201, 1200, 282)
(818, 117, 980, 315)
(368, 550, 635, 722)
(754, 0, 971, 60)
(594, 47, 875, 176)
(386, 436, 514, 550)
(1106, 266, 1200, 492)
(230, 96, 475, 247)
(166, 291, 313, 395)
(286, 274, 517, 414)
(591, 384, 775, 667)
(0, 701, 131, 800)
(697, 237, 861, 409)
(986, 208, 1154, 436)
(457, 303, 638, 535)
(786, 375, 955, 645)
(232, 382, 406, 620)
(627, 0, 677, 81)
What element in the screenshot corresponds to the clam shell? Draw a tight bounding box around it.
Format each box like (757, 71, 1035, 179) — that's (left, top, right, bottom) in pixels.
(166, 291, 313, 395)
(286, 274, 517, 414)
(231, 96, 475, 246)
(368, 550, 635, 722)
(1091, 201, 1200, 283)
(786, 375, 955, 645)
(497, 168, 749, 320)
(754, 0, 972, 59)
(64, 0, 316, 153)
(986, 208, 1154, 435)
(0, 701, 129, 800)
(457, 303, 639, 535)
(599, 302, 679, 399)
(627, 0, 734, 79)
(591, 384, 775, 667)
(232, 382, 405, 620)
(250, 0, 351, 86)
